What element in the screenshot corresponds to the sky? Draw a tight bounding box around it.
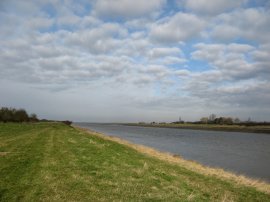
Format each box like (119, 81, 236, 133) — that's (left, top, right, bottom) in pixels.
(0, 0, 270, 122)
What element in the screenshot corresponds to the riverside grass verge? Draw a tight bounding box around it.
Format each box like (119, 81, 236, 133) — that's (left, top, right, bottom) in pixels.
(0, 123, 269, 201)
(125, 123, 270, 134)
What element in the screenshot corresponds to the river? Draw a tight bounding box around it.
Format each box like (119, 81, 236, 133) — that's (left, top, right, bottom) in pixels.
(75, 123, 270, 182)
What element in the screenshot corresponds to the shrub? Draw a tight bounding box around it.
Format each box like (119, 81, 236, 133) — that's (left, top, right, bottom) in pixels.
(62, 120, 72, 126)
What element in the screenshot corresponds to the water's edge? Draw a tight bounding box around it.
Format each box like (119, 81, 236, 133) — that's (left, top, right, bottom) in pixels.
(75, 125, 270, 194)
(75, 123, 270, 183)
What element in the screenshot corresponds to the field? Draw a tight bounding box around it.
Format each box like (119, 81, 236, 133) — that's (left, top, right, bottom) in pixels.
(126, 123, 270, 134)
(0, 123, 270, 201)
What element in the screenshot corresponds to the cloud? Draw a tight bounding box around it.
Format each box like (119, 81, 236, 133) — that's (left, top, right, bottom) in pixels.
(191, 43, 260, 80)
(57, 14, 81, 27)
(161, 56, 187, 65)
(93, 0, 166, 19)
(176, 41, 270, 120)
(175, 69, 190, 77)
(252, 43, 270, 62)
(147, 47, 183, 59)
(184, 0, 247, 15)
(145, 47, 186, 65)
(138, 65, 170, 79)
(26, 17, 54, 30)
(210, 8, 270, 43)
(65, 23, 128, 54)
(251, 43, 270, 77)
(149, 12, 206, 43)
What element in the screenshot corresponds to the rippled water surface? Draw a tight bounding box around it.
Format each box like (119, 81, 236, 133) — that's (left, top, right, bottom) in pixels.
(76, 123, 270, 182)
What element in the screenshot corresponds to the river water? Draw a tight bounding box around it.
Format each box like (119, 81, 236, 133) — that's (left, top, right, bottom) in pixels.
(75, 123, 270, 182)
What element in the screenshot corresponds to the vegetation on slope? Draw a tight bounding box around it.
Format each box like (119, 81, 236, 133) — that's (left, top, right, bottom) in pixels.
(0, 123, 269, 201)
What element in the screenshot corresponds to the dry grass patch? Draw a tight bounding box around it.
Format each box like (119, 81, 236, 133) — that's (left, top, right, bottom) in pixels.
(0, 152, 9, 156)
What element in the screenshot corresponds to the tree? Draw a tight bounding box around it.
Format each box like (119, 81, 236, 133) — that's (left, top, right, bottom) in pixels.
(209, 114, 216, 123)
(0, 107, 13, 122)
(213, 117, 233, 125)
(29, 113, 38, 122)
(14, 109, 29, 122)
(0, 107, 38, 123)
(200, 117, 208, 124)
(225, 117, 233, 125)
(234, 118, 240, 124)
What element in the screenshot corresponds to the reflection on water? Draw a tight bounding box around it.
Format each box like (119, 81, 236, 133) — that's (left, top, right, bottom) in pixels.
(76, 123, 270, 182)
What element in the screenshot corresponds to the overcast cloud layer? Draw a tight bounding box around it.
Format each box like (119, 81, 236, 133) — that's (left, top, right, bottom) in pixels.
(1, 0, 270, 122)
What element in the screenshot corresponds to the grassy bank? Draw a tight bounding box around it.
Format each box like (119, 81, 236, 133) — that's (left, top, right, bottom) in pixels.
(0, 123, 269, 201)
(125, 123, 270, 134)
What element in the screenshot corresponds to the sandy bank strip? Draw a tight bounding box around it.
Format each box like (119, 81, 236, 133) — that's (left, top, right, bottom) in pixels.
(75, 126, 270, 194)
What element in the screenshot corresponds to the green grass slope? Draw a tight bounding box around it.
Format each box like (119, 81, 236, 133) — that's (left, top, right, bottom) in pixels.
(0, 123, 269, 201)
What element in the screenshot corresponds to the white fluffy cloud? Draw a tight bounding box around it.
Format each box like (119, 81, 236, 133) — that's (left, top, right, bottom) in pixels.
(179, 41, 270, 119)
(210, 8, 270, 43)
(93, 0, 166, 18)
(184, 0, 247, 15)
(65, 23, 128, 54)
(150, 12, 206, 43)
(148, 47, 182, 58)
(191, 43, 261, 79)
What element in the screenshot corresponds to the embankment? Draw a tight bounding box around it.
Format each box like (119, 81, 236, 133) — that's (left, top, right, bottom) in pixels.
(0, 122, 269, 201)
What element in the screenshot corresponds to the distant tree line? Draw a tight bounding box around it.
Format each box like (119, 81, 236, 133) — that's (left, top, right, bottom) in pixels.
(0, 107, 38, 123)
(161, 113, 270, 126)
(199, 114, 270, 126)
(0, 107, 74, 126)
(200, 115, 234, 125)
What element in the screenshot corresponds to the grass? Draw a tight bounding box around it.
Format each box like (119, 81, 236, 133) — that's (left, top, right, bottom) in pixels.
(126, 123, 270, 134)
(0, 123, 269, 201)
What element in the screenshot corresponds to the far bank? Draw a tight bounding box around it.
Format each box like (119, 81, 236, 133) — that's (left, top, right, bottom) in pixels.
(124, 123, 270, 134)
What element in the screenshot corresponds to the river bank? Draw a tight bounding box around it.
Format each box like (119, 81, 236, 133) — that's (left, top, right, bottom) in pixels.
(77, 125, 270, 194)
(1, 122, 269, 201)
(125, 123, 270, 134)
